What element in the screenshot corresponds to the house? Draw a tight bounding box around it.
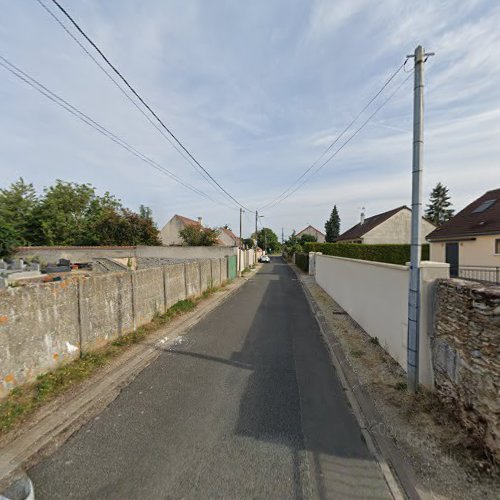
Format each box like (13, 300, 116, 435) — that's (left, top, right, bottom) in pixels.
(217, 227, 240, 247)
(160, 214, 203, 246)
(297, 225, 326, 243)
(426, 188, 500, 275)
(337, 206, 435, 244)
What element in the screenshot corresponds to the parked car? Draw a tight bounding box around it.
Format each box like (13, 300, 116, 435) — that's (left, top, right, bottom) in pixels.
(259, 255, 270, 263)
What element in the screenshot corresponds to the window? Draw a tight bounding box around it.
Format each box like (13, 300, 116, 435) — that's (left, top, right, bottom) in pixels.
(472, 199, 496, 213)
(496, 239, 500, 255)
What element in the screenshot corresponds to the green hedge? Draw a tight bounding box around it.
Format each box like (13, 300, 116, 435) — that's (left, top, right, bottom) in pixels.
(303, 242, 429, 266)
(295, 252, 309, 273)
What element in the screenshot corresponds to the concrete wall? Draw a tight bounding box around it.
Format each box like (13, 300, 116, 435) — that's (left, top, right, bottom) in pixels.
(16, 245, 238, 264)
(0, 281, 81, 396)
(211, 259, 221, 287)
(199, 259, 212, 291)
(430, 234, 500, 267)
(79, 273, 134, 350)
(363, 209, 436, 244)
(432, 279, 500, 460)
(314, 255, 449, 386)
(164, 263, 186, 308)
(0, 258, 229, 398)
(185, 261, 201, 298)
(220, 257, 228, 282)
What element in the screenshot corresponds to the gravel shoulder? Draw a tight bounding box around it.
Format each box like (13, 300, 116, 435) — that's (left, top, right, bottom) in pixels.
(297, 269, 499, 500)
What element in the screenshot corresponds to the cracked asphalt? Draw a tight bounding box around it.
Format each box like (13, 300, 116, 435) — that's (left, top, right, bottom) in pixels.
(30, 258, 392, 499)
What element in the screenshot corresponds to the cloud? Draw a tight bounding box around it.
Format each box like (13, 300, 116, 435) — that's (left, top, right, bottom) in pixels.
(0, 0, 497, 238)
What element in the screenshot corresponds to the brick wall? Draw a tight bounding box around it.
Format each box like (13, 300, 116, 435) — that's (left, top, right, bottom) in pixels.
(432, 279, 500, 460)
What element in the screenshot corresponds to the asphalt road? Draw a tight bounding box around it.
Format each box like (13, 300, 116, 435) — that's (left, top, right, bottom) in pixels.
(30, 258, 392, 499)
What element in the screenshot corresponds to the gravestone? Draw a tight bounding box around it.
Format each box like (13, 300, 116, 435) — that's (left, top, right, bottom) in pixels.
(0, 277, 7, 289)
(0, 259, 6, 270)
(30, 262, 40, 272)
(13, 259, 24, 270)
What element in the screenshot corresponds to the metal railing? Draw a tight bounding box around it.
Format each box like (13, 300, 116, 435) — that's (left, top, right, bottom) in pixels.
(456, 266, 500, 285)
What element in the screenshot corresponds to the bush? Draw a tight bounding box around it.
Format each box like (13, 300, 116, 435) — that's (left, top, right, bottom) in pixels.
(295, 253, 309, 273)
(303, 242, 429, 266)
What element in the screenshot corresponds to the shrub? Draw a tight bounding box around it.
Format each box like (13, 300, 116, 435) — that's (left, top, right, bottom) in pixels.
(303, 242, 429, 266)
(295, 253, 309, 273)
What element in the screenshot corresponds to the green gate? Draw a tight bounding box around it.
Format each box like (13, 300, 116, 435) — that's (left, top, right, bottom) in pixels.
(227, 255, 237, 280)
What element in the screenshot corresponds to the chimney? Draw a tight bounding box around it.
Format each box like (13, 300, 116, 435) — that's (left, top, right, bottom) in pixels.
(198, 217, 203, 227)
(360, 207, 365, 225)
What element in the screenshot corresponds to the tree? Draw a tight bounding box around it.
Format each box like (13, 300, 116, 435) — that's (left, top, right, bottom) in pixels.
(0, 178, 39, 249)
(139, 205, 153, 221)
(243, 238, 254, 249)
(299, 233, 317, 245)
(179, 225, 220, 246)
(425, 182, 454, 226)
(256, 227, 280, 253)
(93, 208, 161, 246)
(325, 205, 340, 242)
(283, 230, 302, 256)
(33, 180, 120, 245)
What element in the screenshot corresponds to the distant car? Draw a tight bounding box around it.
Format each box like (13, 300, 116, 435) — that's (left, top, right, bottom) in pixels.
(259, 255, 270, 263)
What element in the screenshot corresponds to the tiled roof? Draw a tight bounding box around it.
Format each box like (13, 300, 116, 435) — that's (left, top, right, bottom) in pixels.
(337, 206, 407, 242)
(427, 189, 500, 240)
(175, 214, 201, 227)
(220, 227, 238, 241)
(297, 225, 325, 237)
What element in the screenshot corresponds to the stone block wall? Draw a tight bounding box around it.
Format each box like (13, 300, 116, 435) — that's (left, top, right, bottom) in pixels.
(432, 279, 500, 460)
(0, 257, 228, 398)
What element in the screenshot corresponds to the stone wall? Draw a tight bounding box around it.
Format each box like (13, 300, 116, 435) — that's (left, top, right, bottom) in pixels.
(0, 258, 229, 398)
(432, 279, 500, 460)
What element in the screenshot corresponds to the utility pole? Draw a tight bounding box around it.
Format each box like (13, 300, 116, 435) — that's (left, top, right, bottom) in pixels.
(282, 227, 284, 245)
(406, 45, 434, 393)
(239, 208, 243, 273)
(239, 208, 243, 248)
(255, 211, 258, 245)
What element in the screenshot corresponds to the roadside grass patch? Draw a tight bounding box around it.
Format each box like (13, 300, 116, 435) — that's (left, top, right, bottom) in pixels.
(350, 349, 365, 358)
(0, 295, 206, 435)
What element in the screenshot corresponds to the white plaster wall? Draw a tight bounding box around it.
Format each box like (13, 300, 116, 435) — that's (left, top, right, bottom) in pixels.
(298, 227, 326, 243)
(364, 209, 435, 244)
(159, 217, 184, 245)
(314, 255, 449, 386)
(430, 235, 500, 267)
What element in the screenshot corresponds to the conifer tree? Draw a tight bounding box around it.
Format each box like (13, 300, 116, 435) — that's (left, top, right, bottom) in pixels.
(425, 182, 454, 226)
(324, 205, 340, 242)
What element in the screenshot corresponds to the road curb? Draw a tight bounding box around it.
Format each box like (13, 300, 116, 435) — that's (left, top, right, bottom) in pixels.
(0, 269, 257, 490)
(289, 263, 420, 500)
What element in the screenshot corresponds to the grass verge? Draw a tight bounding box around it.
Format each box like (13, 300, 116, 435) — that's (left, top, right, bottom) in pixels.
(0, 282, 229, 436)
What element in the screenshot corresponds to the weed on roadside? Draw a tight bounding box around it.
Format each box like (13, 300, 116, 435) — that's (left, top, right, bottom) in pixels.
(0, 297, 200, 435)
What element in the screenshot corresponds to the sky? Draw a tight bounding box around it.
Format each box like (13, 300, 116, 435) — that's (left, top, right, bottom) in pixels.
(0, 0, 499, 240)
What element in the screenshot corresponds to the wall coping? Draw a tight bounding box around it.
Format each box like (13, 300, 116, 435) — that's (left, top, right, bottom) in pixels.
(316, 254, 408, 271)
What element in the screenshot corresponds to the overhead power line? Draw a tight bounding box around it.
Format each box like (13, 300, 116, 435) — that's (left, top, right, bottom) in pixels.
(41, 0, 250, 212)
(34, 0, 227, 205)
(259, 61, 408, 210)
(0, 55, 235, 209)
(263, 72, 413, 210)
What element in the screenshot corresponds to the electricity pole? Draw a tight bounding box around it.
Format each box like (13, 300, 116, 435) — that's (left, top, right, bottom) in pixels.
(239, 208, 243, 248)
(406, 45, 434, 393)
(255, 211, 258, 244)
(239, 208, 243, 273)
